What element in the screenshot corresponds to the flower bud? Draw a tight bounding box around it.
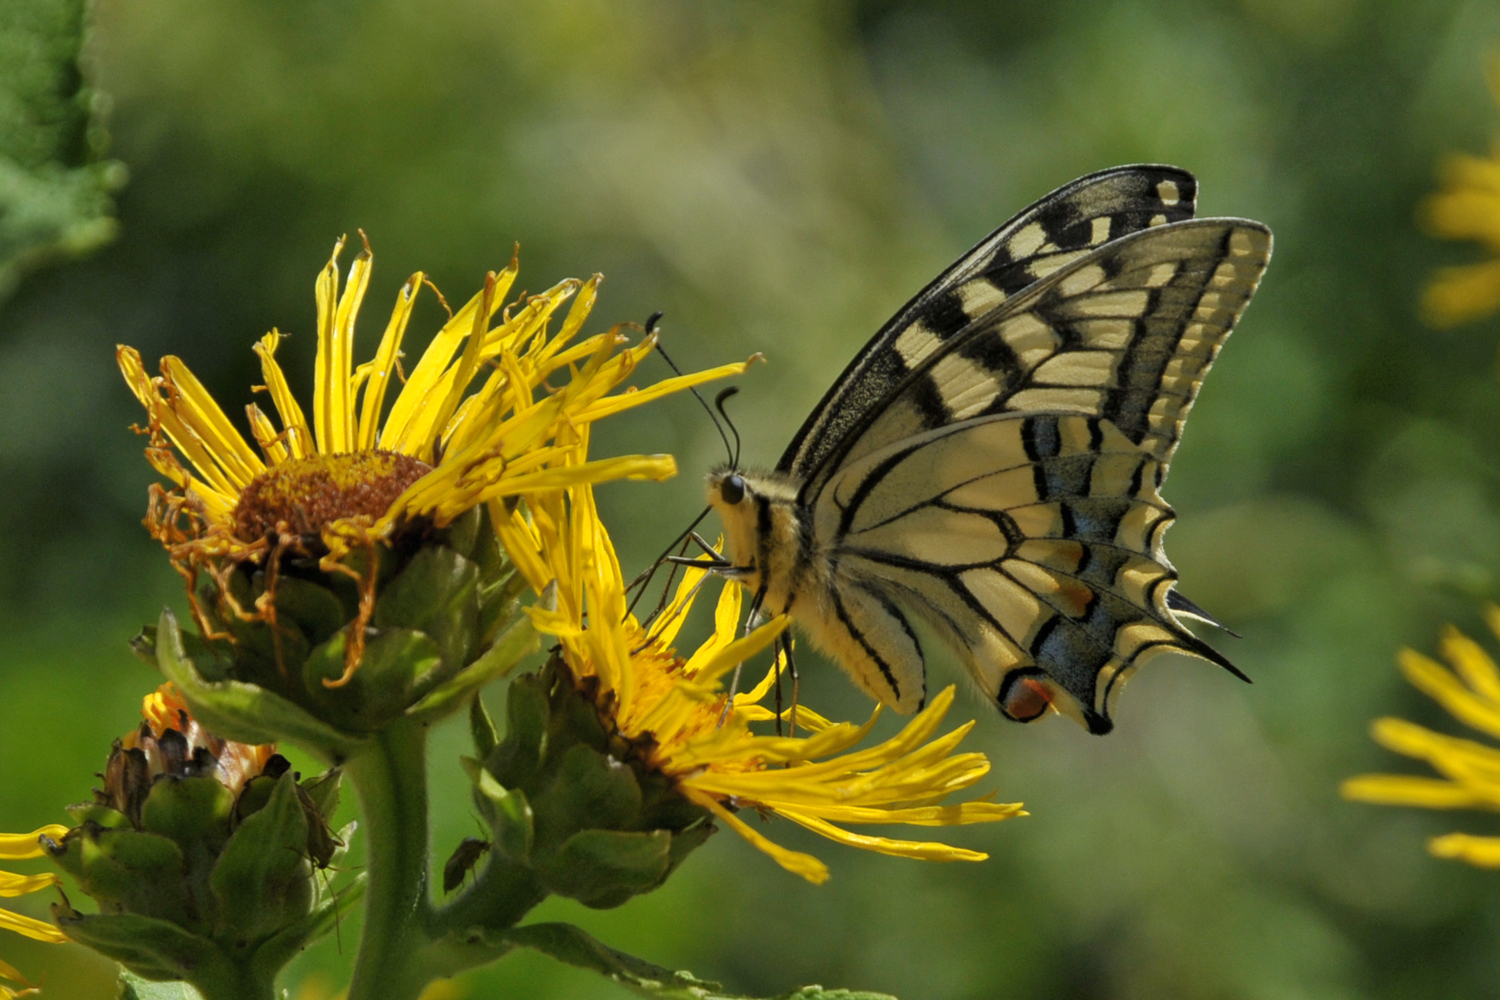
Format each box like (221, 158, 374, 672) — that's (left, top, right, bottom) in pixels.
(459, 656, 714, 912)
(44, 691, 361, 993)
(137, 506, 537, 755)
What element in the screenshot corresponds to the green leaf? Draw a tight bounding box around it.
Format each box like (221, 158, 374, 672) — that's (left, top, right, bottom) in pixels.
(535, 829, 671, 909)
(470, 694, 499, 760)
(372, 545, 480, 671)
(154, 609, 362, 759)
(250, 872, 367, 979)
(505, 922, 899, 1000)
(474, 769, 533, 862)
(117, 971, 205, 1000)
(488, 670, 551, 784)
(441, 505, 483, 561)
(55, 909, 222, 983)
(272, 575, 348, 648)
(208, 772, 311, 942)
(407, 611, 540, 723)
(298, 768, 343, 820)
(302, 627, 444, 731)
(69, 828, 194, 927)
(141, 776, 234, 857)
(0, 0, 123, 300)
(529, 744, 642, 850)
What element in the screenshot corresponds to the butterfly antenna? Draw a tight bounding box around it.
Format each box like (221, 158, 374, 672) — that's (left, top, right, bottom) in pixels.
(715, 386, 742, 470)
(624, 504, 714, 615)
(648, 314, 738, 468)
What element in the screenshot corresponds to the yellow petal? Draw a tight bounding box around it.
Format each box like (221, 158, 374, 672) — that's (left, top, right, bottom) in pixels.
(1341, 773, 1492, 808)
(253, 331, 313, 459)
(1440, 625, 1500, 703)
(682, 789, 830, 885)
(0, 908, 66, 944)
(0, 872, 58, 898)
(0, 829, 66, 861)
(777, 808, 990, 863)
(159, 357, 266, 487)
(357, 272, 423, 450)
(573, 358, 758, 423)
(1428, 832, 1500, 866)
(1421, 258, 1500, 328)
(1398, 647, 1500, 740)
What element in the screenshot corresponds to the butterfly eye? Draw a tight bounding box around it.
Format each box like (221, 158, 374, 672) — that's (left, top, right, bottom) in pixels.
(720, 474, 746, 506)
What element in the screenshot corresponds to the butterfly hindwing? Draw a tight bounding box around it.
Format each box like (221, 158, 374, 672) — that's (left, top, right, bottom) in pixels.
(779, 165, 1201, 485)
(815, 412, 1233, 733)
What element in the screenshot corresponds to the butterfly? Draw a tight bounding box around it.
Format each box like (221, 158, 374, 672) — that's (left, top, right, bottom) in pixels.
(700, 165, 1272, 735)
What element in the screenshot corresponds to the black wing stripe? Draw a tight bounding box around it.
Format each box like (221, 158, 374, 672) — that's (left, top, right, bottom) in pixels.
(779, 165, 1201, 480)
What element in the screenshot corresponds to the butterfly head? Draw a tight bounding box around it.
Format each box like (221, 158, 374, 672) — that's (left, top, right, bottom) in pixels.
(704, 467, 803, 589)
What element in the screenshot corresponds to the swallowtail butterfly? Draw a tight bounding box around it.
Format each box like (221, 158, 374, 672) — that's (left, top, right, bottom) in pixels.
(705, 165, 1271, 735)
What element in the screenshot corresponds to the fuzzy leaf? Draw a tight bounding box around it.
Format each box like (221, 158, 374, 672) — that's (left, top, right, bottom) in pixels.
(55, 910, 221, 983)
(536, 829, 671, 908)
(529, 745, 642, 851)
(474, 769, 534, 862)
(208, 772, 311, 942)
(0, 0, 123, 299)
(470, 694, 499, 760)
(506, 922, 899, 1000)
(372, 545, 480, 671)
(302, 627, 444, 731)
(407, 610, 540, 723)
(117, 972, 206, 1000)
(154, 609, 361, 757)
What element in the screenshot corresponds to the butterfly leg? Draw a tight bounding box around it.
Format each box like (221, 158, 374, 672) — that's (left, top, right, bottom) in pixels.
(783, 633, 799, 738)
(717, 581, 768, 726)
(773, 634, 784, 736)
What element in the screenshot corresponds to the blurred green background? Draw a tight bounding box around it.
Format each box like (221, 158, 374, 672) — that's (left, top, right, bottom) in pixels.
(9, 0, 1500, 997)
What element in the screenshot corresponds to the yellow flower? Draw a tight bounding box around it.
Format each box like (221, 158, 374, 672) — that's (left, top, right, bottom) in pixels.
(119, 235, 748, 682)
(496, 482, 1025, 885)
(1421, 64, 1500, 327)
(0, 826, 67, 946)
(1342, 605, 1500, 866)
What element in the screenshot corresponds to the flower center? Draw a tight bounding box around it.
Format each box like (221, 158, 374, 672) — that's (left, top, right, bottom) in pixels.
(233, 450, 432, 540)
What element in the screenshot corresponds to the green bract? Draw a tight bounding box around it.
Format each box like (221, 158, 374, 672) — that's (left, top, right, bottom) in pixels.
(454, 657, 715, 913)
(135, 507, 536, 759)
(48, 756, 360, 998)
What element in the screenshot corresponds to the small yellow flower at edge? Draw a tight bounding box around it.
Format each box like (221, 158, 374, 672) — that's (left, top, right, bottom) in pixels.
(1342, 604, 1500, 867)
(1421, 62, 1500, 328)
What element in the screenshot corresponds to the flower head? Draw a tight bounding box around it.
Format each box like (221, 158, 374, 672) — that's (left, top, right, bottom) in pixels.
(41, 683, 356, 993)
(1342, 606, 1500, 866)
(1421, 63, 1500, 327)
(495, 483, 1024, 885)
(119, 235, 747, 686)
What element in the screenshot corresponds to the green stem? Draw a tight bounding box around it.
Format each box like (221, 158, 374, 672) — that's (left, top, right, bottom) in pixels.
(344, 718, 437, 1000)
(175, 957, 277, 1000)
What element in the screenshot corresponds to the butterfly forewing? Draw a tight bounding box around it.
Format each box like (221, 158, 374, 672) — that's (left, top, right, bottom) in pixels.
(779, 165, 1201, 485)
(818, 219, 1272, 500)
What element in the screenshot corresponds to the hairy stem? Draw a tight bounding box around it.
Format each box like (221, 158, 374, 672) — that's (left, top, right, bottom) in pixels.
(344, 718, 436, 1000)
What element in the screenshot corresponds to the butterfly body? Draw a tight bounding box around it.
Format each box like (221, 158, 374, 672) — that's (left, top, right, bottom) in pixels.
(708, 166, 1271, 735)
